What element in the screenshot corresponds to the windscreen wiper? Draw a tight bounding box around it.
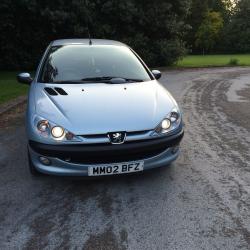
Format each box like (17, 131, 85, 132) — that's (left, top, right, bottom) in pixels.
(52, 77, 145, 84)
(81, 77, 144, 83)
(123, 78, 144, 82)
(51, 78, 113, 84)
(81, 76, 114, 81)
(52, 80, 85, 84)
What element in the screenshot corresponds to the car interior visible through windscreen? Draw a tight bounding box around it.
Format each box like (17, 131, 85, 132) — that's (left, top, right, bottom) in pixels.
(39, 45, 152, 83)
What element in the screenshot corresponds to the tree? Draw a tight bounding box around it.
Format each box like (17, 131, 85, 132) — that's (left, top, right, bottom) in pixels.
(0, 0, 191, 70)
(186, 0, 208, 51)
(208, 0, 232, 19)
(221, 0, 250, 53)
(186, 0, 230, 53)
(195, 11, 223, 54)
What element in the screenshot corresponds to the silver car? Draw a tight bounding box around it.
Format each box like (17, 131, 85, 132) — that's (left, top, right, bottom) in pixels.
(17, 39, 184, 176)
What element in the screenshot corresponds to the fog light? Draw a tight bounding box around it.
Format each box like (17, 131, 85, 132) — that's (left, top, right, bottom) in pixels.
(39, 156, 51, 165)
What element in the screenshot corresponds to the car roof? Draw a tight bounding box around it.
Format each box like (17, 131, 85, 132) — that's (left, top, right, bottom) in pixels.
(51, 39, 128, 47)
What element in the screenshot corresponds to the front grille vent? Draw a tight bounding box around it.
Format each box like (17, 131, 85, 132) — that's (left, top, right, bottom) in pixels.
(44, 87, 58, 96)
(44, 87, 68, 96)
(54, 87, 68, 95)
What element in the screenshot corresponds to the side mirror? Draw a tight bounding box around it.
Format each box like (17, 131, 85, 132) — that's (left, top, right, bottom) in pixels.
(17, 72, 33, 85)
(152, 70, 161, 80)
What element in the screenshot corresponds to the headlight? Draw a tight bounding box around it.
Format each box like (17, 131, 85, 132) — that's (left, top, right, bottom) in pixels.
(37, 120, 50, 137)
(161, 119, 171, 130)
(34, 116, 81, 142)
(154, 107, 182, 135)
(37, 120, 49, 132)
(170, 111, 180, 122)
(51, 126, 65, 139)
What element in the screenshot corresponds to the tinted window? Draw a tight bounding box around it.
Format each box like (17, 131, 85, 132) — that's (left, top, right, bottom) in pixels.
(39, 45, 151, 83)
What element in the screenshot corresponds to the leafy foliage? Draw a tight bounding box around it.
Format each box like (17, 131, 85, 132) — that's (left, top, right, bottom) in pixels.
(221, 0, 250, 53)
(187, 0, 232, 53)
(228, 58, 239, 66)
(195, 11, 223, 53)
(187, 0, 250, 55)
(1, 0, 249, 70)
(0, 0, 191, 70)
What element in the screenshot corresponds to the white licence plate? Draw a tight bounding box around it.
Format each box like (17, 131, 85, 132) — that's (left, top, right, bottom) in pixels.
(88, 161, 144, 176)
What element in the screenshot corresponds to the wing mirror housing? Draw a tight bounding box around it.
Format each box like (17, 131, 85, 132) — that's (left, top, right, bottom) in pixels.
(152, 70, 161, 80)
(17, 72, 33, 85)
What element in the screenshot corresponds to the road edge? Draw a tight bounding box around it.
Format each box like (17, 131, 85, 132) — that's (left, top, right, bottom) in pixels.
(0, 96, 27, 116)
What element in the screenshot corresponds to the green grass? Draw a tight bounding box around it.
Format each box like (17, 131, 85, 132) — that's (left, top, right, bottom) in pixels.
(0, 72, 29, 105)
(176, 54, 250, 67)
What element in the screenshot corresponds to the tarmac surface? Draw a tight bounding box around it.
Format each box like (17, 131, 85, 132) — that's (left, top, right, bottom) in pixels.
(0, 67, 250, 249)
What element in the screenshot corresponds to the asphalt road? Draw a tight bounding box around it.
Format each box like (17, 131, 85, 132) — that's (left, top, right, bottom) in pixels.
(0, 67, 250, 250)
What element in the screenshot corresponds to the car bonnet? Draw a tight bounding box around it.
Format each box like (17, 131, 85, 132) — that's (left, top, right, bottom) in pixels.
(34, 80, 176, 135)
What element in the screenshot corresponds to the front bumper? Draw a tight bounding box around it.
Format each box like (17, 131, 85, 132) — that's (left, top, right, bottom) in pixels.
(29, 129, 184, 176)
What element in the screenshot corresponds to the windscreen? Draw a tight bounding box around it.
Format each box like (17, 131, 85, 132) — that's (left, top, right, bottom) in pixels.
(39, 45, 152, 83)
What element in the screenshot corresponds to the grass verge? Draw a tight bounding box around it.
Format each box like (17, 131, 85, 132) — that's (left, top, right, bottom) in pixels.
(176, 54, 250, 68)
(0, 72, 29, 105)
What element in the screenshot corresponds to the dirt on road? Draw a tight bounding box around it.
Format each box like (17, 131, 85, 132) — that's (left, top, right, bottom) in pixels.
(0, 67, 250, 250)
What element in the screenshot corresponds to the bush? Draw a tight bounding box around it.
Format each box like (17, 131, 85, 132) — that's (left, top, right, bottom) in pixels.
(228, 58, 239, 66)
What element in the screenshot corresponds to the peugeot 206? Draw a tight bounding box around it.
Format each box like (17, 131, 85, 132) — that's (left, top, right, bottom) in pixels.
(17, 39, 184, 176)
